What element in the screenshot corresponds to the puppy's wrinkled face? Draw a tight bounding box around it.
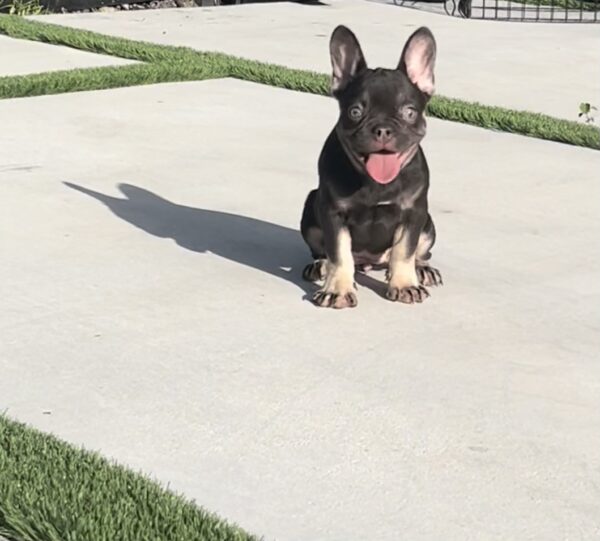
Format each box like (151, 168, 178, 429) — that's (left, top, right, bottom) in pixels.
(329, 26, 437, 185)
(337, 69, 428, 184)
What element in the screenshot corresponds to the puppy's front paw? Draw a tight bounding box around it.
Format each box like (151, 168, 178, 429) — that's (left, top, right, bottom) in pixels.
(417, 265, 443, 287)
(312, 273, 357, 309)
(386, 284, 430, 304)
(313, 289, 357, 309)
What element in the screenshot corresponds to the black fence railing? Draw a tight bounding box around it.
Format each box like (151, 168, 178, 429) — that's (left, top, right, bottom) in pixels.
(393, 0, 599, 21)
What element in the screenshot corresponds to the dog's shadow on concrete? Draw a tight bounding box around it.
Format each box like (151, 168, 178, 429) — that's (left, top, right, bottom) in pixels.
(64, 182, 314, 295)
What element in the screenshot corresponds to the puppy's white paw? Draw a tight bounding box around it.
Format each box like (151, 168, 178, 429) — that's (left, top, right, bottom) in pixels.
(386, 284, 429, 304)
(313, 269, 357, 309)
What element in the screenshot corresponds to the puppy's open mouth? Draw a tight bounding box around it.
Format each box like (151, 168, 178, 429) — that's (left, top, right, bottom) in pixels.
(361, 145, 418, 185)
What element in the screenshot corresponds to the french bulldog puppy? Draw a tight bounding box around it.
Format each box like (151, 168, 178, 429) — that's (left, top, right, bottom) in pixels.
(301, 25, 442, 309)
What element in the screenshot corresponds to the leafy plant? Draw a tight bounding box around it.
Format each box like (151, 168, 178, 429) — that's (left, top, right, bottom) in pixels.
(0, 0, 45, 15)
(579, 102, 597, 123)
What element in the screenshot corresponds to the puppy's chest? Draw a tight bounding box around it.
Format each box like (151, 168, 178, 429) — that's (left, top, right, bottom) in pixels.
(346, 200, 399, 226)
(344, 201, 400, 250)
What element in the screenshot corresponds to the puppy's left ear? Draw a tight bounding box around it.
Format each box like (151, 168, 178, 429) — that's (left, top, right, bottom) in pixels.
(398, 27, 436, 97)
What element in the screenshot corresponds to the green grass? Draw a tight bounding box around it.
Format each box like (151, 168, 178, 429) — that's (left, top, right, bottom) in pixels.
(0, 62, 225, 99)
(0, 15, 599, 149)
(0, 415, 260, 541)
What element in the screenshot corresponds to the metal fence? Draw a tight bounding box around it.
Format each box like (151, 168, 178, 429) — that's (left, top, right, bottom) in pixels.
(393, 0, 599, 22)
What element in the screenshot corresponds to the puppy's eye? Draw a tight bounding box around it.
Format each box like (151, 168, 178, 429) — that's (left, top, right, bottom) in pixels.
(401, 106, 418, 123)
(348, 105, 363, 121)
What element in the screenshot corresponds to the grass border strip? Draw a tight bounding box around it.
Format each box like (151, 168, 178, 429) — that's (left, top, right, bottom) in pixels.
(0, 13, 195, 62)
(0, 61, 225, 98)
(0, 13, 599, 150)
(226, 61, 600, 149)
(0, 414, 261, 541)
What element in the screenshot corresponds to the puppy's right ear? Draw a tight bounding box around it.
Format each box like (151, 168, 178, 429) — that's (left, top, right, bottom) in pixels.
(397, 27, 436, 96)
(329, 25, 367, 96)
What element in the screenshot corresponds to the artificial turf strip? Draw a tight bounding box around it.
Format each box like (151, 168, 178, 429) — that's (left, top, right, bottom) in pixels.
(0, 61, 225, 99)
(0, 415, 260, 541)
(1, 15, 599, 150)
(224, 62, 600, 149)
(0, 13, 191, 63)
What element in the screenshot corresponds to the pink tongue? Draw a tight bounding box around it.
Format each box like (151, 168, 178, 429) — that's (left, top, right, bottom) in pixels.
(365, 153, 402, 184)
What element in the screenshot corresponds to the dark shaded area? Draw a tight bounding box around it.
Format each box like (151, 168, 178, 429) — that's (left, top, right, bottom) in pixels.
(36, 0, 127, 11)
(32, 0, 328, 14)
(64, 182, 313, 294)
(202, 0, 327, 5)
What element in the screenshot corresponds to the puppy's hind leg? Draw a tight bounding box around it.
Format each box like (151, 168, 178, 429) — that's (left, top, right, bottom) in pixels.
(302, 242, 327, 282)
(416, 215, 443, 287)
(301, 189, 327, 282)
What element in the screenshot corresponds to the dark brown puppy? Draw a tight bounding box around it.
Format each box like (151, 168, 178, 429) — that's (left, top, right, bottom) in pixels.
(300, 25, 442, 309)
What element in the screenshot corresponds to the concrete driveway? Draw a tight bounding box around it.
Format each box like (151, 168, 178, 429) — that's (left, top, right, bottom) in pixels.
(33, 0, 600, 120)
(1, 77, 599, 540)
(0, 33, 134, 76)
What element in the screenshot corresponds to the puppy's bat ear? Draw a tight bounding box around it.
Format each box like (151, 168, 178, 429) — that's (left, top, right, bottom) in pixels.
(398, 27, 436, 96)
(329, 25, 367, 96)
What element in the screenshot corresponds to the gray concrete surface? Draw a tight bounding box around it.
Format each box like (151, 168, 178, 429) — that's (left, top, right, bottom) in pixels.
(1, 78, 600, 540)
(0, 34, 134, 77)
(32, 0, 600, 121)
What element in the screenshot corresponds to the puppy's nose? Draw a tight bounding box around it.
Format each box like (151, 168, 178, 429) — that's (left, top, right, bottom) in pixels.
(373, 126, 393, 142)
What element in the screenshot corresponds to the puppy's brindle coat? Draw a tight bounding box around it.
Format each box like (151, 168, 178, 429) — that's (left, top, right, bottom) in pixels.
(301, 25, 442, 309)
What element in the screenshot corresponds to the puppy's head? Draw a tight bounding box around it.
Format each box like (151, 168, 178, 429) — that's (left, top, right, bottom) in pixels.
(329, 25, 436, 185)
